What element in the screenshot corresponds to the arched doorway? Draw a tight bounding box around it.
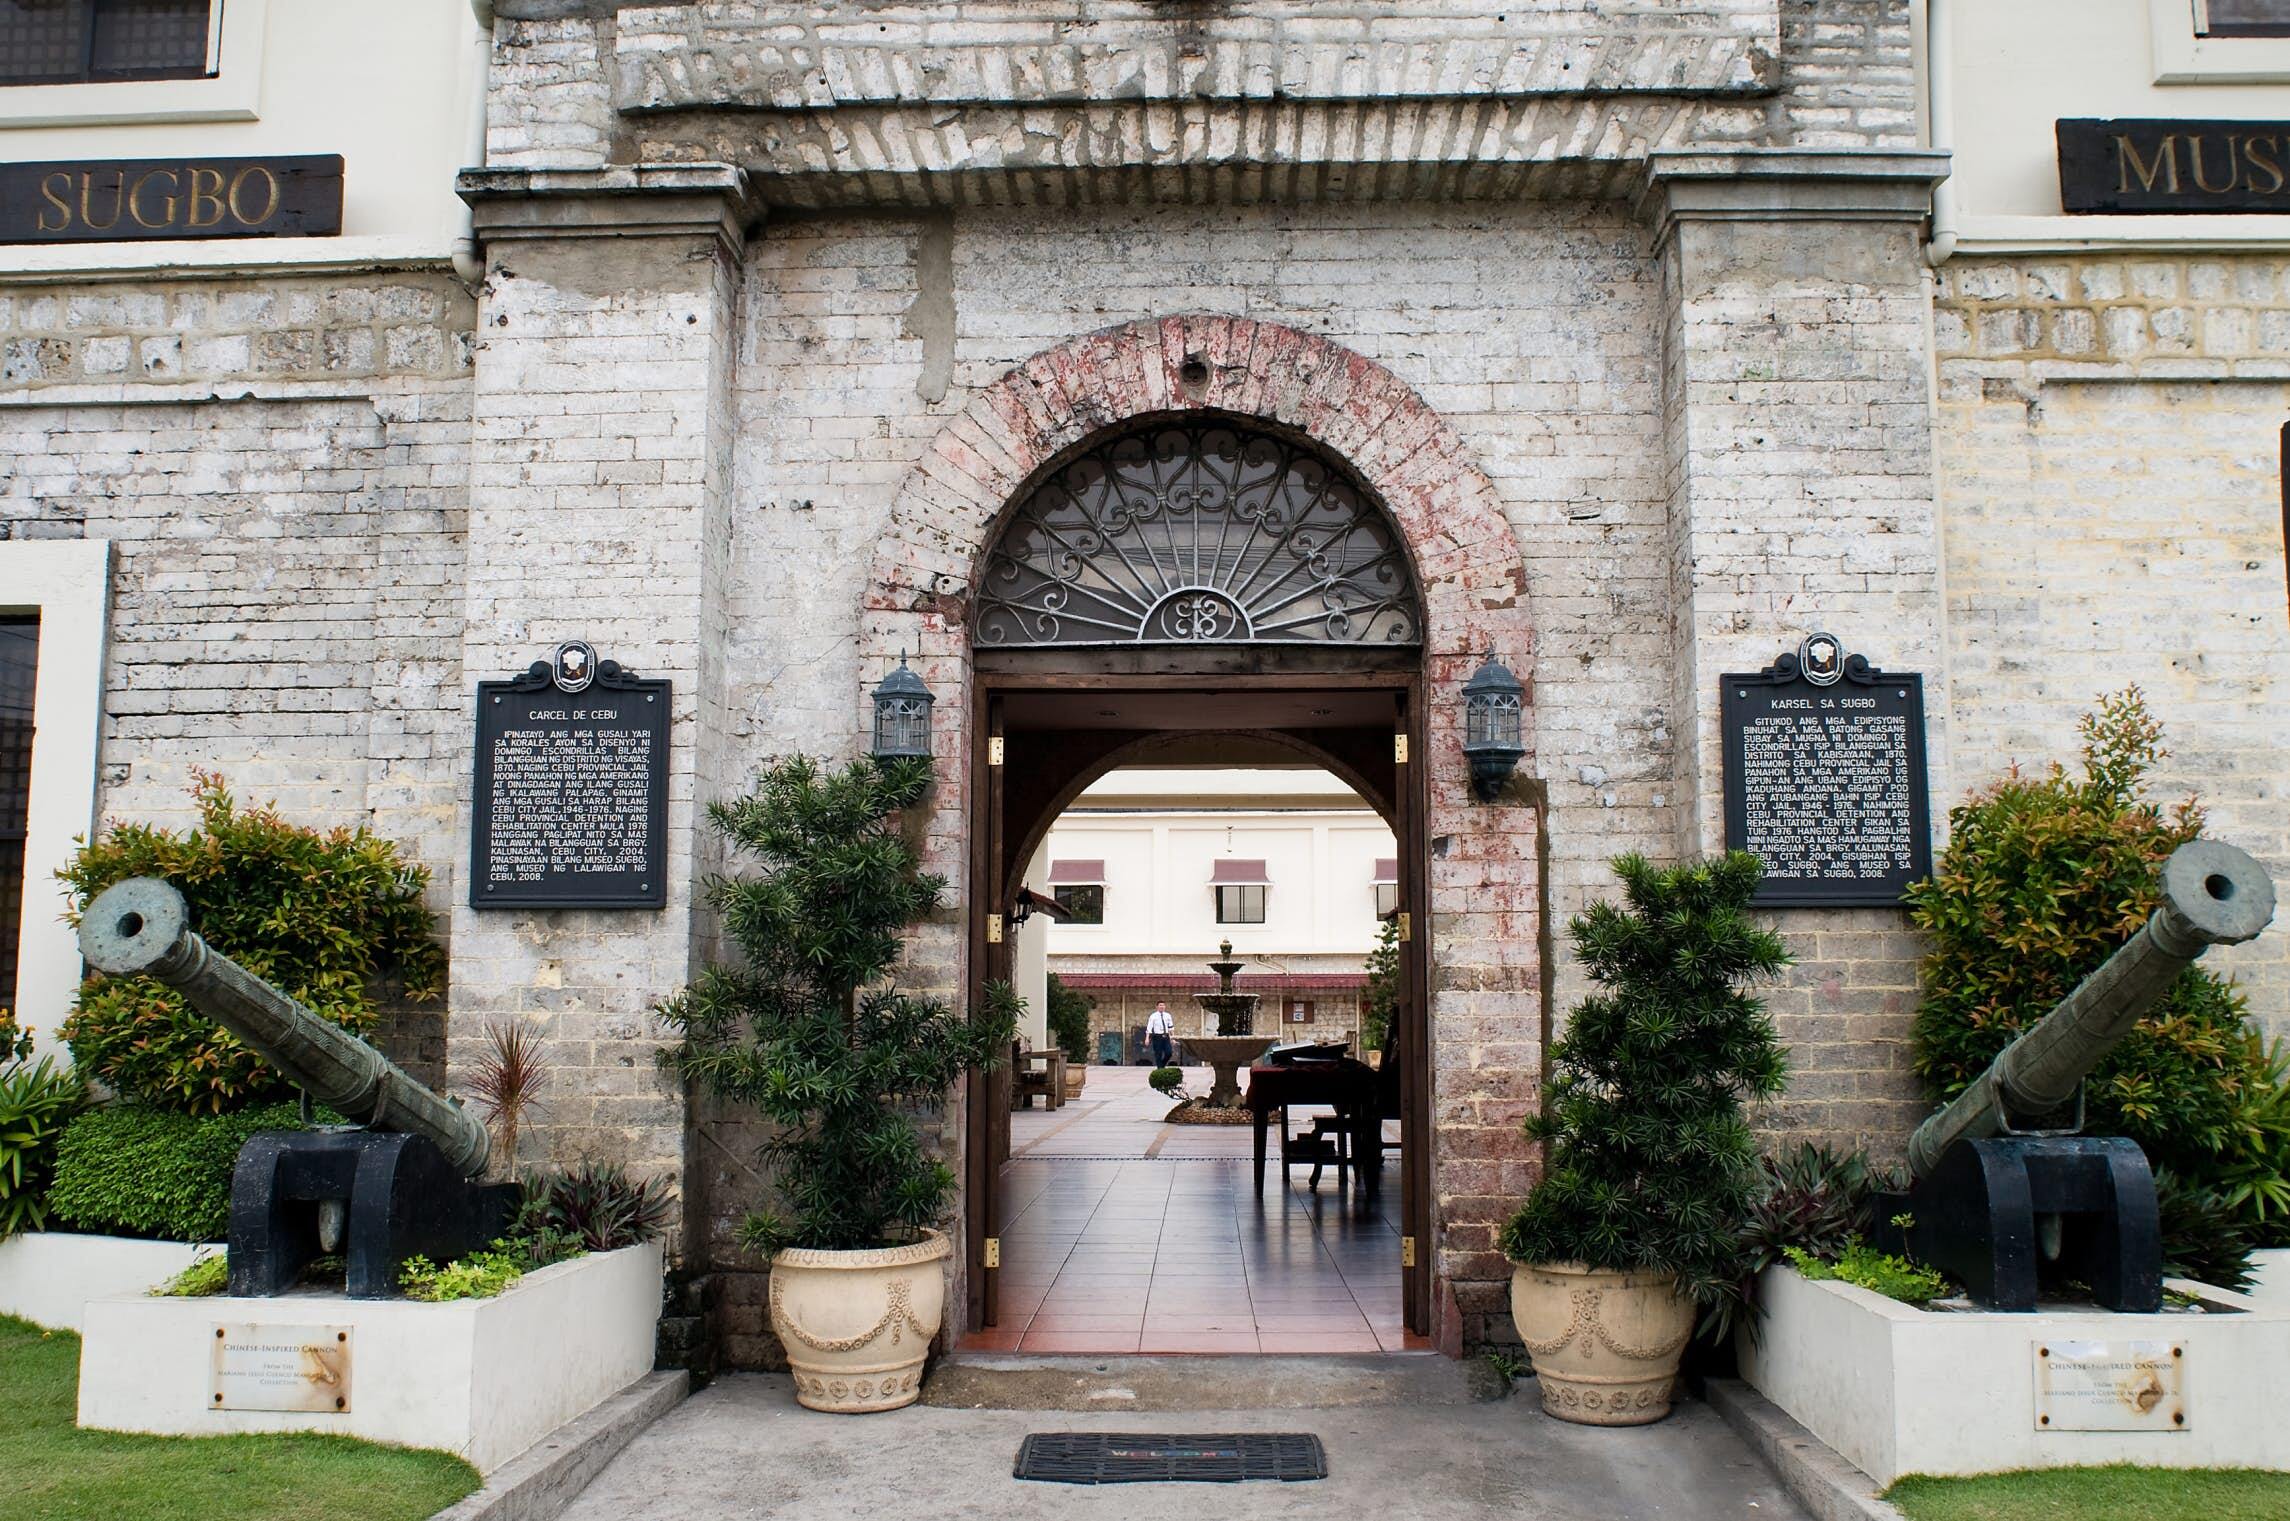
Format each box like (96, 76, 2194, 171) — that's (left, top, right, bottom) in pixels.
(862, 315, 1539, 1352)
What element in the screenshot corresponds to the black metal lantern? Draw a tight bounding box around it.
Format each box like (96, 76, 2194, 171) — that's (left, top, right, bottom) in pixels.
(870, 654, 935, 761)
(1461, 655, 1525, 802)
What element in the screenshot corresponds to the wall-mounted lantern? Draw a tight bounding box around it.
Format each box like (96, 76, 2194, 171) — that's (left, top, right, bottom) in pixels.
(1461, 655, 1525, 802)
(870, 654, 935, 761)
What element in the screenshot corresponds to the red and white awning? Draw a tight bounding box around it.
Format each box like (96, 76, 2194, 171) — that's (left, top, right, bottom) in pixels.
(1371, 858, 1398, 885)
(1208, 858, 1270, 885)
(1047, 859, 1105, 885)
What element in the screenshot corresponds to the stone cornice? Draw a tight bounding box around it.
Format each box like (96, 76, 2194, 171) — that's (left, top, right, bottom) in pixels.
(1638, 149, 1953, 245)
(612, 3, 1782, 116)
(456, 163, 760, 255)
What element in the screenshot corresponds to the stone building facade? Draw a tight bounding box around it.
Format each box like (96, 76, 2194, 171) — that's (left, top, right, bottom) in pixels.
(5, 0, 2287, 1362)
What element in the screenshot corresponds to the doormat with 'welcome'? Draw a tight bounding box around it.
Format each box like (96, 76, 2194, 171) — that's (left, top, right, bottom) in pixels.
(1013, 1432, 1328, 1484)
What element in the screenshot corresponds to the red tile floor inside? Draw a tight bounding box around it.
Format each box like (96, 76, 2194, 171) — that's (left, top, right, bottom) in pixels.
(961, 1064, 1430, 1354)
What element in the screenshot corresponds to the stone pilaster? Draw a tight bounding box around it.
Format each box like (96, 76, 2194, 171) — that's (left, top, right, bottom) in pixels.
(450, 164, 756, 1252)
(1643, 149, 1952, 1151)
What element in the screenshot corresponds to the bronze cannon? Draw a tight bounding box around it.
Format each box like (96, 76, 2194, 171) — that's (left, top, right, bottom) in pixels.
(1883, 840, 2275, 1310)
(79, 877, 518, 1297)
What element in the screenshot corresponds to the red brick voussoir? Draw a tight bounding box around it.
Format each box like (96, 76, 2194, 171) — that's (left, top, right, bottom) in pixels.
(861, 315, 1542, 1353)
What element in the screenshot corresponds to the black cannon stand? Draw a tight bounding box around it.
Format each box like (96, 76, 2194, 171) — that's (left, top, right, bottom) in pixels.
(228, 1130, 523, 1299)
(1879, 1135, 2163, 1313)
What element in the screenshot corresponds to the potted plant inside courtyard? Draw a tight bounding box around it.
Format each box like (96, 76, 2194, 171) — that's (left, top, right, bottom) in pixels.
(659, 753, 1016, 1413)
(1501, 851, 1789, 1425)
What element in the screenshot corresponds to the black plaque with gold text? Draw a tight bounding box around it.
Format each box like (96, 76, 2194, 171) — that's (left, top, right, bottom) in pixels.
(0, 155, 343, 243)
(1721, 645, 1931, 908)
(470, 654, 668, 910)
(2058, 119, 2290, 214)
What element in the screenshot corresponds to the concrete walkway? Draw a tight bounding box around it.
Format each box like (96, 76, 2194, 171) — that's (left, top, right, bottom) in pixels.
(557, 1372, 1810, 1521)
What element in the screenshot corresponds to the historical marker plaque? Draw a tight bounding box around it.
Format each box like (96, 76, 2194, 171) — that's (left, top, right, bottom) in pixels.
(211, 1323, 353, 1413)
(2034, 1339, 2186, 1432)
(1722, 636, 1932, 908)
(471, 644, 669, 910)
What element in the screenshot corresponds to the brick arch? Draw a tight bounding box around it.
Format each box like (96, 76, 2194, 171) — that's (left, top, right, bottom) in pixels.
(861, 315, 1539, 1351)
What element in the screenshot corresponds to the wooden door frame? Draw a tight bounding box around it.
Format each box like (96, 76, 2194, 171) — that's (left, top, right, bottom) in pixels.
(964, 665, 1433, 1338)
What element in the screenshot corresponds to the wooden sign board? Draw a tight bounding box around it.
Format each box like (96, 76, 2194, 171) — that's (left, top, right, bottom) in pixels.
(0, 155, 343, 243)
(2058, 119, 2290, 213)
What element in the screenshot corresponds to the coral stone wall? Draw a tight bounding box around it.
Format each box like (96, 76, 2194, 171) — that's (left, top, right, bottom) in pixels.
(0, 271, 476, 1077)
(1935, 254, 2290, 1039)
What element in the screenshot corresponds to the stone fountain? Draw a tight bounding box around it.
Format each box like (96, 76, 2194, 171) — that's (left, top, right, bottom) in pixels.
(1185, 940, 1276, 1109)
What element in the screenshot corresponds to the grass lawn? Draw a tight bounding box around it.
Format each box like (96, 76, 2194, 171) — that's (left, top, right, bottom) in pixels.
(1887, 1466, 2290, 1521)
(1, 1315, 480, 1521)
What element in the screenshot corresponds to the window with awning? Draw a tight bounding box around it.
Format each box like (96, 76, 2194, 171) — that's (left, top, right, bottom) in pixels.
(1047, 859, 1105, 924)
(1211, 859, 1268, 924)
(1372, 857, 1399, 919)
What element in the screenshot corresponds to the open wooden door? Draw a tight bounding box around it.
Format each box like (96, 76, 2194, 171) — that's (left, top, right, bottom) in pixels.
(964, 693, 1010, 1329)
(1394, 684, 1432, 1336)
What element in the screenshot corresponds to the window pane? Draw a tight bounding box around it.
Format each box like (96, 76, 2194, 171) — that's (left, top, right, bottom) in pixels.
(0, 618, 37, 1014)
(89, 0, 208, 78)
(1215, 884, 1266, 924)
(1053, 884, 1104, 926)
(0, 0, 92, 83)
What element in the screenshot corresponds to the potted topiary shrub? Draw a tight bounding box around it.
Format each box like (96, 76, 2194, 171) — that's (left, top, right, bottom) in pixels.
(659, 753, 1015, 1413)
(1501, 851, 1790, 1426)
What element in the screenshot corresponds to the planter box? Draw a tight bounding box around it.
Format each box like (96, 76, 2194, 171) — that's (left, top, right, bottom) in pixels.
(1739, 1265, 2290, 1486)
(0, 1232, 214, 1331)
(2248, 1248, 2290, 1307)
(78, 1241, 663, 1474)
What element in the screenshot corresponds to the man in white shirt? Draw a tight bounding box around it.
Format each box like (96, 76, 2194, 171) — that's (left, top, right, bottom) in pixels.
(1145, 1002, 1176, 1068)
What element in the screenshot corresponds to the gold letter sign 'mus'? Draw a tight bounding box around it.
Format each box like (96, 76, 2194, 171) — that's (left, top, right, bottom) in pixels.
(2058, 118, 2290, 213)
(0, 155, 342, 244)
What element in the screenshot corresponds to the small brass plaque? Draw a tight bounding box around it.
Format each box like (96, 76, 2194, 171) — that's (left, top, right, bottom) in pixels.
(211, 1324, 353, 1414)
(2034, 1338, 2184, 1433)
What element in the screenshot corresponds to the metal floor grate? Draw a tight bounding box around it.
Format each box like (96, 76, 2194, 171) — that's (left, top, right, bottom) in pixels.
(1013, 1432, 1328, 1484)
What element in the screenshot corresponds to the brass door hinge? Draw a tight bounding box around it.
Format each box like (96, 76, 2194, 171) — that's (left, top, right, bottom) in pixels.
(988, 736, 1005, 766)
(986, 913, 1004, 944)
(1401, 1236, 1418, 1269)
(984, 1238, 1001, 1268)
(1393, 734, 1409, 763)
(1397, 911, 1412, 943)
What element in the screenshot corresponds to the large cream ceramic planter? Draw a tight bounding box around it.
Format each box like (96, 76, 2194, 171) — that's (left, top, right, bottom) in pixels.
(1512, 1260, 1694, 1426)
(770, 1229, 950, 1413)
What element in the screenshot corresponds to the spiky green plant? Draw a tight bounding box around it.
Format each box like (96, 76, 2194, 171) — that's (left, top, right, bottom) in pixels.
(1501, 851, 1791, 1325)
(657, 754, 1016, 1255)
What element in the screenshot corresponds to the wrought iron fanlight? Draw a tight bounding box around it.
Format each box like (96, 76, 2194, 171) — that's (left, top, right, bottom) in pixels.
(974, 420, 1422, 649)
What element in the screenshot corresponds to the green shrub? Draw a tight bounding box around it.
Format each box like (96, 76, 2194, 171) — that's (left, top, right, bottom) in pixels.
(659, 754, 1017, 1255)
(0, 1057, 86, 1238)
(46, 1102, 312, 1241)
(1045, 974, 1093, 1065)
(1906, 689, 2290, 1273)
(400, 1247, 526, 1302)
(1501, 852, 1790, 1330)
(1148, 1066, 1184, 1094)
(153, 1252, 229, 1298)
(0, 1006, 33, 1063)
(517, 1162, 672, 1253)
(1783, 1243, 1949, 1307)
(59, 772, 445, 1114)
(1360, 916, 1400, 1056)
(1740, 1143, 1879, 1286)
